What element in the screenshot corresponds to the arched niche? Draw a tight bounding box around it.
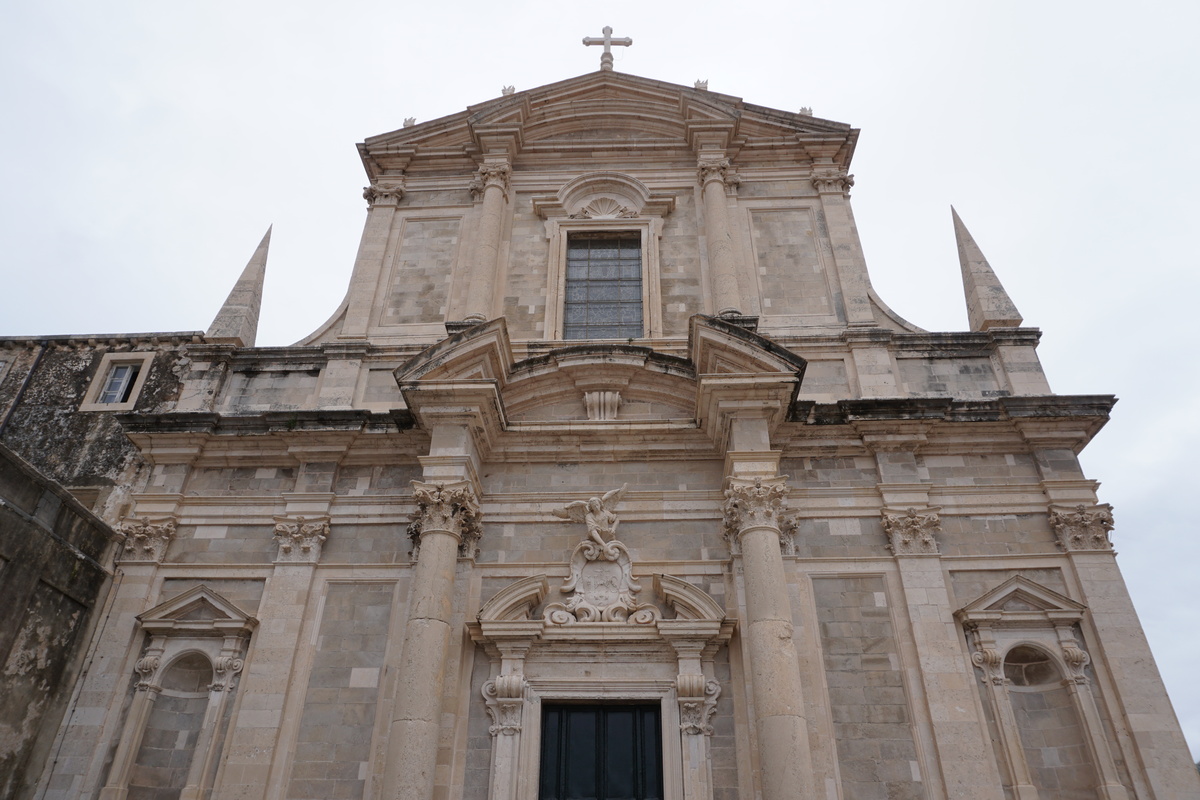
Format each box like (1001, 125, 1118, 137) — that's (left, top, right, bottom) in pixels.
(99, 586, 257, 800)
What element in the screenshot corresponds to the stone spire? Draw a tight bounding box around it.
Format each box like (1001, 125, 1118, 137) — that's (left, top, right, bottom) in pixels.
(952, 207, 1023, 330)
(206, 226, 270, 347)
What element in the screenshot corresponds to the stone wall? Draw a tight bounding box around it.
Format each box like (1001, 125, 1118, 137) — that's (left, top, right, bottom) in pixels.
(0, 442, 120, 800)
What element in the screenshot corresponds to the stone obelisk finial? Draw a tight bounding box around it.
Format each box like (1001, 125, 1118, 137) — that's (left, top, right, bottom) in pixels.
(206, 226, 271, 347)
(583, 26, 632, 71)
(952, 207, 1023, 331)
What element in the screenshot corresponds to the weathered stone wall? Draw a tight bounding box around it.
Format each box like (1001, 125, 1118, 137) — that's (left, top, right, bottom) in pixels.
(0, 339, 187, 519)
(0, 442, 120, 800)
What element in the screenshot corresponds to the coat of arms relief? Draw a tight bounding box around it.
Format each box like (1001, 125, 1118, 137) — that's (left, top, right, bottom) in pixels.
(544, 484, 661, 625)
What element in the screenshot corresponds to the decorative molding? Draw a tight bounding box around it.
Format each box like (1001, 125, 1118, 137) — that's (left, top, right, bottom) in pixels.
(469, 163, 512, 201)
(116, 515, 177, 564)
(678, 679, 721, 735)
(584, 390, 621, 421)
(1048, 504, 1114, 551)
(272, 515, 329, 563)
(811, 169, 854, 194)
(722, 477, 790, 548)
(408, 481, 482, 559)
(882, 507, 942, 555)
(363, 180, 405, 207)
(569, 197, 639, 220)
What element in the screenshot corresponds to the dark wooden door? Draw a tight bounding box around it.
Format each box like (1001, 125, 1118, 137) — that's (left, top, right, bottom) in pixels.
(538, 704, 663, 800)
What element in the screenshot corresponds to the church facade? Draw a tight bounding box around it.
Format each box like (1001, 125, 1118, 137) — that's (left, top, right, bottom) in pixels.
(1, 55, 1196, 800)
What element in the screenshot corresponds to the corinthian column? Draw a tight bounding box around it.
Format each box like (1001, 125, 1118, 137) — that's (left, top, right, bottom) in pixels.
(384, 481, 481, 800)
(698, 157, 742, 316)
(723, 476, 815, 800)
(463, 161, 512, 323)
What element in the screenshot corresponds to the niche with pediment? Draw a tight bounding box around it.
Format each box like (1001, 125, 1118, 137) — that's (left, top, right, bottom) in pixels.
(100, 586, 257, 800)
(955, 576, 1132, 800)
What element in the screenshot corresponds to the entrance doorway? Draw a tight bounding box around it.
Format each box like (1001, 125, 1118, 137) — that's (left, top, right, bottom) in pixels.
(538, 704, 663, 800)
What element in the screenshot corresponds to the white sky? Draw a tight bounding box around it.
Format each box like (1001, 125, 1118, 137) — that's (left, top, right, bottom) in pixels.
(2, 0, 1197, 761)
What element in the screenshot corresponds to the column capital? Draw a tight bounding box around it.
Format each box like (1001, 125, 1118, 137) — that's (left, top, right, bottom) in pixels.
(811, 168, 854, 195)
(722, 476, 790, 542)
(1049, 504, 1114, 551)
(116, 515, 177, 564)
(882, 507, 942, 556)
(697, 156, 740, 192)
(272, 515, 330, 563)
(408, 480, 482, 558)
(363, 179, 405, 207)
(470, 162, 512, 200)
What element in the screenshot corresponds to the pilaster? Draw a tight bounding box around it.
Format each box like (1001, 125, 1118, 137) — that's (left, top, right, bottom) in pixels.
(341, 174, 407, 339)
(810, 164, 875, 326)
(873, 441, 1007, 799)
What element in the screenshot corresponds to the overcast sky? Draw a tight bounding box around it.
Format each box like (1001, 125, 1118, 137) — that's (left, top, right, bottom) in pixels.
(3, 1, 1197, 760)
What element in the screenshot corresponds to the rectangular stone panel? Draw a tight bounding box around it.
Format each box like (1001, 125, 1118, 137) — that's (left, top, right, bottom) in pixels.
(286, 581, 395, 800)
(381, 217, 460, 326)
(749, 209, 834, 318)
(812, 575, 923, 800)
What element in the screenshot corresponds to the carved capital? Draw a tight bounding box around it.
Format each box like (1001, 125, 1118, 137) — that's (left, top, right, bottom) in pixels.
(482, 677, 525, 736)
(272, 516, 329, 563)
(971, 646, 1006, 686)
(722, 477, 790, 544)
(363, 180, 405, 207)
(698, 158, 739, 192)
(1048, 504, 1114, 551)
(409, 481, 482, 559)
(133, 651, 162, 692)
(811, 170, 854, 194)
(470, 163, 512, 200)
(882, 507, 941, 555)
(678, 679, 722, 735)
(209, 654, 246, 691)
(117, 516, 177, 564)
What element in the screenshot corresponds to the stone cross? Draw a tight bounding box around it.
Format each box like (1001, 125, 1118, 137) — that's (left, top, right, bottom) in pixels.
(583, 26, 632, 72)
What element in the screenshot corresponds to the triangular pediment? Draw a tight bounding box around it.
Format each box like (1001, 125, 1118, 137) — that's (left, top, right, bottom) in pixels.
(359, 70, 857, 176)
(139, 585, 258, 636)
(955, 575, 1087, 628)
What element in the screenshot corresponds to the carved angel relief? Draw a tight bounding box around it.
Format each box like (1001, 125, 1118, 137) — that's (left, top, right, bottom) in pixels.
(545, 485, 660, 625)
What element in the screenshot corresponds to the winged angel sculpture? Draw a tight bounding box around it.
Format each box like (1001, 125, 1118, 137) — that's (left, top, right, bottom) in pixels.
(545, 483, 659, 624)
(551, 484, 627, 560)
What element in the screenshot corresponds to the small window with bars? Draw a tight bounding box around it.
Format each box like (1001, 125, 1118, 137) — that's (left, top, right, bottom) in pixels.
(563, 232, 643, 340)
